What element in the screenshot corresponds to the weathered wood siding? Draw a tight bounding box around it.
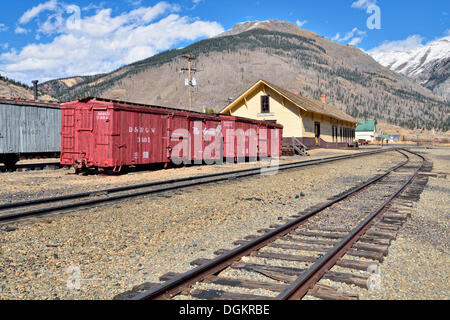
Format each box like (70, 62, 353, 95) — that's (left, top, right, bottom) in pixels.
(0, 102, 61, 154)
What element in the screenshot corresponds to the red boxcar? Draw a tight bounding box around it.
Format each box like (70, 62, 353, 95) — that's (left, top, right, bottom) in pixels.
(60, 97, 282, 171)
(219, 115, 282, 161)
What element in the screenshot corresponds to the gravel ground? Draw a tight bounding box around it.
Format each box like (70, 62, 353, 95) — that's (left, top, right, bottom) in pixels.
(0, 148, 370, 205)
(180, 151, 423, 300)
(354, 147, 449, 300)
(0, 150, 402, 300)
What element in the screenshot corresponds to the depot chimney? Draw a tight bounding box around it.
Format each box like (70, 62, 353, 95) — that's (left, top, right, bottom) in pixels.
(32, 80, 39, 101)
(321, 94, 326, 103)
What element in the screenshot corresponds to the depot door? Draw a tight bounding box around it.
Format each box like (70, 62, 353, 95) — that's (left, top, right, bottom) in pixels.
(314, 122, 321, 138)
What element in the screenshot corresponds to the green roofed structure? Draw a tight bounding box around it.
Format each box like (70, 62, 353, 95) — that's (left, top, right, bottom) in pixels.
(355, 120, 376, 142)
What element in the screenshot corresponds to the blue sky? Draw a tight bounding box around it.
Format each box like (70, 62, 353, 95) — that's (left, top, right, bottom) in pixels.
(0, 0, 448, 83)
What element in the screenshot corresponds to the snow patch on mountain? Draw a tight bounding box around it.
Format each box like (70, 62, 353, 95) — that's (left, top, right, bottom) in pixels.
(369, 35, 450, 78)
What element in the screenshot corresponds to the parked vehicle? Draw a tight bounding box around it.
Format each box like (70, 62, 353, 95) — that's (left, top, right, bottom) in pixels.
(358, 139, 369, 145)
(60, 97, 283, 172)
(0, 98, 60, 167)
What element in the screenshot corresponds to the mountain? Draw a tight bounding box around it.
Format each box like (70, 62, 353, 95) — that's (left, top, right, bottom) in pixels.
(39, 74, 105, 99)
(418, 57, 450, 99)
(40, 20, 449, 132)
(216, 19, 315, 38)
(0, 75, 55, 101)
(369, 36, 450, 100)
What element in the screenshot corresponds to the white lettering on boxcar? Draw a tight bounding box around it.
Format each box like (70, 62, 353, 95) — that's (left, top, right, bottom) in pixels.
(137, 136, 150, 144)
(96, 111, 110, 120)
(128, 126, 152, 144)
(143, 152, 149, 159)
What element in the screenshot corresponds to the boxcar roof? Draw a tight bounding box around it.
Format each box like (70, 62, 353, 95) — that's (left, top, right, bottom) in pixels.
(0, 97, 60, 109)
(76, 97, 283, 128)
(79, 97, 212, 116)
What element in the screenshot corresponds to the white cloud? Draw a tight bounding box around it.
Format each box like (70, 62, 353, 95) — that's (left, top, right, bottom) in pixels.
(349, 37, 364, 46)
(1, 2, 224, 82)
(351, 0, 377, 9)
(0, 24, 8, 32)
(19, 0, 59, 24)
(191, 0, 202, 9)
(127, 0, 143, 6)
(82, 3, 105, 12)
(332, 27, 367, 45)
(296, 19, 307, 27)
(15, 27, 29, 34)
(368, 35, 425, 54)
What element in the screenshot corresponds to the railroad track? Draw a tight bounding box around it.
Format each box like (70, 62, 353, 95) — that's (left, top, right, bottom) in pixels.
(114, 149, 432, 300)
(0, 161, 62, 173)
(0, 149, 395, 225)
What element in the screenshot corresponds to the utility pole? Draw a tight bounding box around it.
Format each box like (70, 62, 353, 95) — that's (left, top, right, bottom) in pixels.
(380, 128, 383, 148)
(181, 55, 197, 111)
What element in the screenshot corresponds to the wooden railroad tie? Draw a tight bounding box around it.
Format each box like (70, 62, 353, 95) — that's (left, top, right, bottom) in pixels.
(158, 272, 358, 300)
(188, 260, 370, 289)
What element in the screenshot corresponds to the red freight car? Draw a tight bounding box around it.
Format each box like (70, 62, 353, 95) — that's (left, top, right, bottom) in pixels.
(219, 115, 282, 162)
(60, 98, 282, 172)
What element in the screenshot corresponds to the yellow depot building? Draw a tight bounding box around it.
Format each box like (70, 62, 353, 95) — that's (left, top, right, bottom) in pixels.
(220, 80, 358, 149)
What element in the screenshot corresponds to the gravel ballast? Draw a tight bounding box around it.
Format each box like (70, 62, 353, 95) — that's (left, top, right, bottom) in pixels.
(0, 149, 450, 299)
(354, 148, 449, 300)
(0, 149, 370, 205)
(0, 150, 405, 300)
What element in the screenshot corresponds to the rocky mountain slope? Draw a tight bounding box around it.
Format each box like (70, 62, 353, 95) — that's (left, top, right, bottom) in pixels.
(40, 20, 449, 132)
(0, 75, 54, 101)
(418, 57, 450, 100)
(369, 35, 450, 100)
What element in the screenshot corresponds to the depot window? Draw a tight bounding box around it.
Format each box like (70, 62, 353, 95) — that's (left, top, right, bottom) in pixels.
(261, 95, 270, 113)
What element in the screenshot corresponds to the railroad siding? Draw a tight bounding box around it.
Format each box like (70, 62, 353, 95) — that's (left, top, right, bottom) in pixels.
(0, 102, 60, 154)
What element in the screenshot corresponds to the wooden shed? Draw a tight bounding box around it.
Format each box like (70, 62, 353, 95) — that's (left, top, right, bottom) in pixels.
(220, 80, 358, 149)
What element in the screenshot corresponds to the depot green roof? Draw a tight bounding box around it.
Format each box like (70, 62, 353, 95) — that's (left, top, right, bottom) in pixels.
(356, 120, 376, 132)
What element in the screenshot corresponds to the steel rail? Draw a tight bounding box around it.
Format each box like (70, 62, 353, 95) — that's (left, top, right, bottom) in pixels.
(0, 162, 62, 172)
(0, 149, 395, 225)
(275, 148, 425, 300)
(0, 148, 390, 211)
(132, 149, 411, 300)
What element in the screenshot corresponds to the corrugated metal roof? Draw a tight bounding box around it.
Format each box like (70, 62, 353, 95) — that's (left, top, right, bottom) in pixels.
(0, 97, 60, 109)
(356, 120, 376, 132)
